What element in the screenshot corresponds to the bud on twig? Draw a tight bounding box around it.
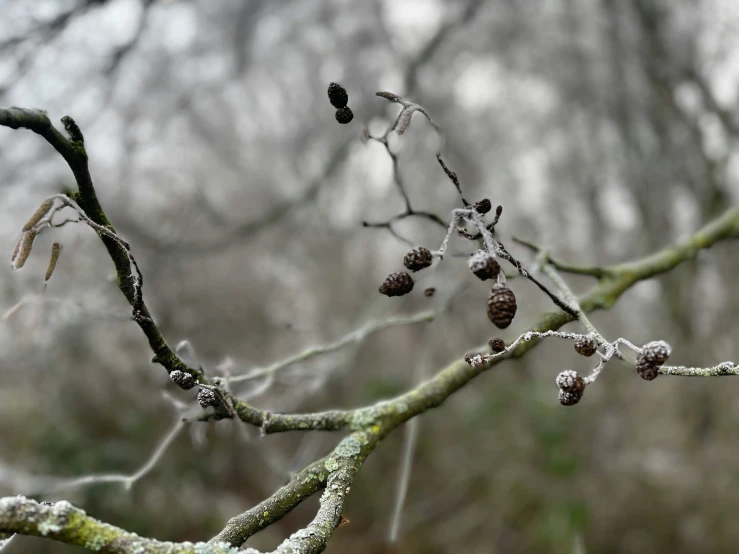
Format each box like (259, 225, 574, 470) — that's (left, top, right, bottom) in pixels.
(489, 337, 506, 353)
(61, 115, 84, 144)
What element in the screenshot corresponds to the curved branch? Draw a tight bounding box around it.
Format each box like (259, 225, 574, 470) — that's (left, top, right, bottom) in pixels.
(0, 107, 197, 381)
(210, 456, 331, 546)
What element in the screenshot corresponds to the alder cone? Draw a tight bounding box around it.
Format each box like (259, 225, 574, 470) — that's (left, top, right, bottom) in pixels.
(556, 370, 585, 394)
(379, 272, 414, 297)
(641, 340, 671, 366)
(574, 335, 597, 357)
(403, 247, 433, 272)
(636, 356, 659, 381)
(474, 198, 492, 214)
(487, 283, 517, 328)
(335, 107, 354, 124)
(197, 387, 217, 408)
(327, 82, 349, 108)
(170, 370, 196, 390)
(559, 389, 583, 406)
(468, 250, 500, 281)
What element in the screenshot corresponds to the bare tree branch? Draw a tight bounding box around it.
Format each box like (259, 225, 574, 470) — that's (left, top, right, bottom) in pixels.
(2, 105, 737, 553)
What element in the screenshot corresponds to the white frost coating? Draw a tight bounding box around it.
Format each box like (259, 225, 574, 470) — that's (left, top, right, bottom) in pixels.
(555, 370, 578, 390)
(468, 250, 495, 272)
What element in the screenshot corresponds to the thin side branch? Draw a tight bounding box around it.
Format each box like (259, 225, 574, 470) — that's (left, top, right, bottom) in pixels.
(229, 310, 438, 383)
(513, 236, 610, 279)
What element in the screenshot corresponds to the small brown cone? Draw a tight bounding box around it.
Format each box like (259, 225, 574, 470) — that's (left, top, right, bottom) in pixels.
(170, 370, 197, 390)
(197, 387, 217, 408)
(556, 370, 585, 394)
(328, 83, 349, 109)
(636, 356, 659, 381)
(379, 272, 414, 297)
(559, 389, 583, 406)
(335, 107, 354, 124)
(468, 250, 500, 281)
(641, 340, 671, 366)
(487, 283, 517, 329)
(403, 247, 433, 272)
(473, 199, 492, 214)
(574, 335, 597, 357)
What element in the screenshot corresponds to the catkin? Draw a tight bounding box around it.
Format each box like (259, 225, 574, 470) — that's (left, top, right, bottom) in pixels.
(44, 242, 62, 283)
(11, 230, 37, 269)
(22, 199, 54, 232)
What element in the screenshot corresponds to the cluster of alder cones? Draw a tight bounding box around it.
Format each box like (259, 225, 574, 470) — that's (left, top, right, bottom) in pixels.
(635, 340, 671, 380)
(378, 212, 518, 330)
(328, 83, 353, 124)
(553, 338, 672, 406)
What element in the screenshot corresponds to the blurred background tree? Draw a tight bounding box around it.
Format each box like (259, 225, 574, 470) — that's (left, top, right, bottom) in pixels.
(0, 0, 737, 552)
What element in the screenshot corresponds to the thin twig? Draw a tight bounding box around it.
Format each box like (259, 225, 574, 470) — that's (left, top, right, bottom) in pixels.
(229, 310, 438, 384)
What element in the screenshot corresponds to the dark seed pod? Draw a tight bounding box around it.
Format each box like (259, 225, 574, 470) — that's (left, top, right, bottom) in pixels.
(487, 283, 517, 329)
(335, 107, 354, 124)
(468, 250, 500, 281)
(559, 389, 583, 406)
(489, 337, 506, 353)
(403, 247, 433, 272)
(170, 370, 196, 390)
(424, 287, 436, 297)
(574, 335, 597, 357)
(473, 199, 492, 214)
(379, 272, 414, 297)
(197, 387, 217, 408)
(328, 82, 349, 109)
(636, 357, 659, 381)
(555, 370, 585, 394)
(641, 340, 671, 366)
